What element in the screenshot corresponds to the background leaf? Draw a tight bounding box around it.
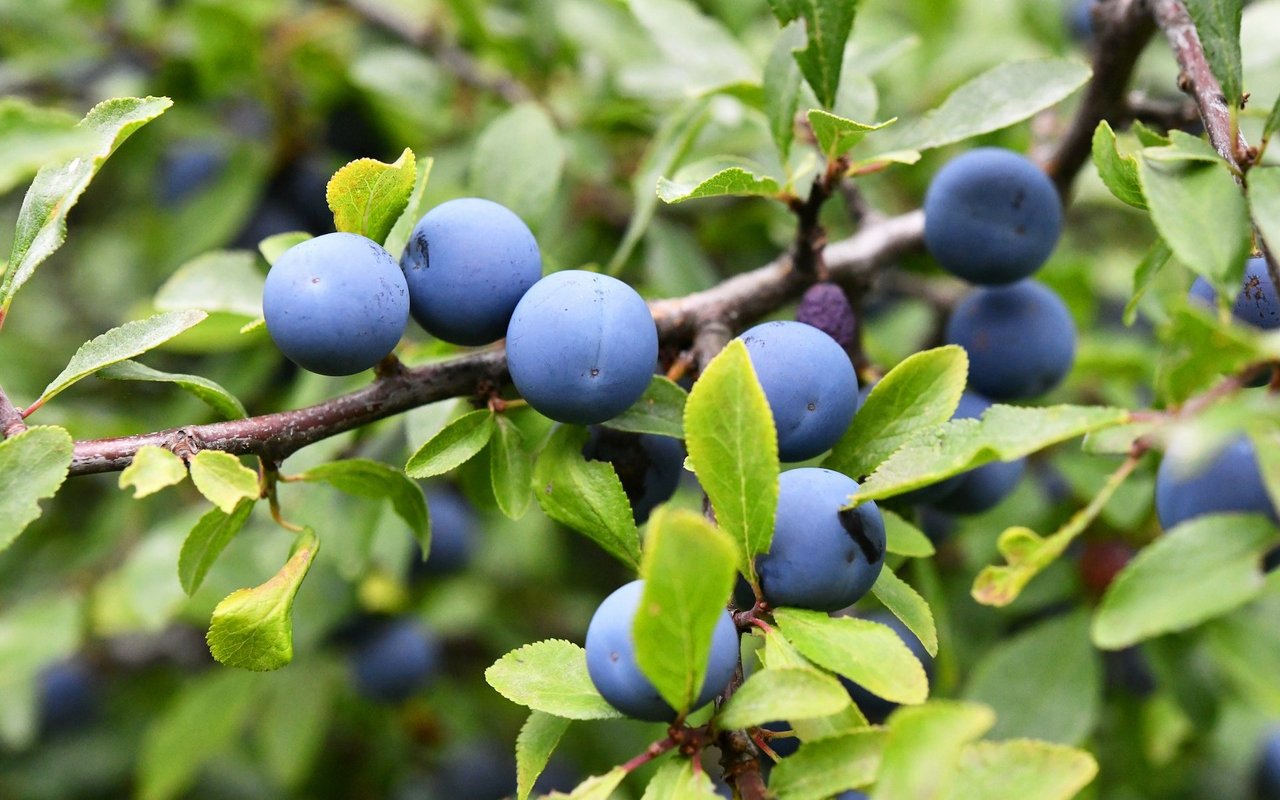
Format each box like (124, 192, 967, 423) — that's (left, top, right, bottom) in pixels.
(0, 98, 95, 196)
(946, 740, 1099, 800)
(99, 360, 247, 420)
(153, 251, 264, 318)
(871, 566, 938, 657)
(178, 499, 256, 596)
(1184, 0, 1244, 107)
(628, 0, 757, 95)
(873, 701, 996, 800)
(470, 104, 565, 230)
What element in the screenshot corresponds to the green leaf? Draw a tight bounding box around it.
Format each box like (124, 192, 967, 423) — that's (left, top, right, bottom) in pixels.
(773, 608, 929, 705)
(684, 340, 779, 579)
(628, 0, 757, 95)
(119, 445, 188, 498)
(964, 612, 1100, 745)
(871, 566, 938, 657)
(189, 450, 259, 514)
(325, 148, 416, 245)
(765, 23, 805, 162)
(1082, 420, 1161, 455)
(0, 592, 82, 748)
(876, 59, 1091, 154)
(485, 639, 625, 720)
(258, 232, 312, 266)
(1123, 240, 1172, 326)
(0, 426, 73, 552)
(470, 104, 565, 229)
(1184, 0, 1244, 107)
(765, 0, 859, 108)
(947, 740, 1099, 800)
(855, 404, 1129, 505)
(34, 310, 208, 411)
(253, 664, 337, 791)
(516, 711, 572, 800)
(533, 425, 641, 570)
(608, 98, 712, 273)
(1249, 166, 1280, 260)
(405, 409, 496, 479)
(1139, 151, 1250, 300)
(767, 730, 888, 800)
(973, 453, 1137, 607)
(154, 251, 264, 318)
(874, 701, 996, 800)
(383, 157, 434, 259)
(136, 669, 258, 800)
(806, 110, 896, 159)
(178, 500, 256, 596)
(1092, 513, 1279, 649)
(560, 767, 627, 800)
(883, 509, 936, 558)
(206, 530, 320, 671)
(1157, 306, 1264, 403)
(640, 759, 722, 800)
(2, 96, 172, 316)
(603, 376, 687, 439)
(490, 415, 534, 520)
(1091, 120, 1146, 209)
(100, 360, 247, 420)
(717, 667, 851, 730)
(634, 508, 739, 712)
(657, 163, 783, 204)
(825, 345, 967, 478)
(758, 630, 870, 739)
(294, 458, 428, 548)
(0, 97, 95, 196)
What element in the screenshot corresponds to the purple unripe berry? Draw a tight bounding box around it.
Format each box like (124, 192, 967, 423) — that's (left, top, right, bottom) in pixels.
(796, 282, 857, 349)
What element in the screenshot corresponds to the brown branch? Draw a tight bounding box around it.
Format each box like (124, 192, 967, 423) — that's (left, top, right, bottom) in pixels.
(1045, 0, 1156, 197)
(0, 385, 28, 440)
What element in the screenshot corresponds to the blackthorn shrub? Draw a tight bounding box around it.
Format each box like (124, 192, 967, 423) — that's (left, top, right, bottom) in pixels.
(400, 198, 543, 346)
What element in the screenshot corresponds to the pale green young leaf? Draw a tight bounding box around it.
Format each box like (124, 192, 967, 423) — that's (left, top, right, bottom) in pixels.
(1092, 513, 1279, 649)
(119, 445, 188, 498)
(973, 453, 1137, 607)
(657, 164, 783, 204)
(826, 345, 967, 479)
(1123, 240, 1172, 326)
(635, 508, 739, 711)
(946, 740, 1099, 800)
(764, 0, 858, 108)
(875, 59, 1090, 154)
(0, 97, 94, 196)
(558, 767, 627, 800)
(490, 415, 533, 520)
(485, 640, 625, 720)
(0, 593, 82, 748)
(100, 360, 247, 420)
(883, 509, 935, 558)
(533, 425, 641, 570)
(765, 23, 805, 162)
(294, 458, 428, 547)
(1091, 120, 1145, 209)
(964, 612, 1100, 745)
(189, 451, 259, 514)
(806, 110, 896, 159)
(3, 96, 172, 314)
(136, 669, 258, 800)
(34, 310, 208, 410)
(855, 404, 1129, 505)
(517, 711, 571, 800)
(874, 701, 996, 800)
(383, 156, 434, 258)
(628, 0, 757, 95)
(603, 376, 687, 439)
(640, 759, 721, 800)
(325, 148, 416, 245)
(405, 409, 496, 479)
(178, 499, 255, 596)
(470, 104, 564, 229)
(1184, 0, 1244, 107)
(154, 251, 264, 318)
(258, 232, 312, 266)
(253, 664, 338, 791)
(1139, 152, 1250, 301)
(717, 667, 851, 730)
(767, 730, 888, 800)
(684, 340, 779, 578)
(206, 530, 319, 671)
(0, 426, 73, 552)
(871, 566, 938, 657)
(1249, 166, 1280, 259)
(774, 608, 929, 705)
